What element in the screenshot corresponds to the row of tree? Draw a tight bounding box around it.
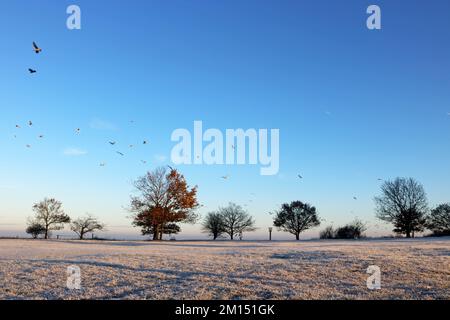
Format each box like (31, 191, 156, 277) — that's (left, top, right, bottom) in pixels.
(24, 168, 450, 240)
(128, 167, 322, 240)
(26, 198, 105, 239)
(201, 200, 321, 240)
(199, 177, 449, 240)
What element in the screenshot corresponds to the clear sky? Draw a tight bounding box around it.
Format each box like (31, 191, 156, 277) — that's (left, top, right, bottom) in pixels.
(1, 0, 450, 239)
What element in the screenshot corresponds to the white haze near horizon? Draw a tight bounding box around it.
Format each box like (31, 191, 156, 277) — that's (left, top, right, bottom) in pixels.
(0, 222, 397, 241)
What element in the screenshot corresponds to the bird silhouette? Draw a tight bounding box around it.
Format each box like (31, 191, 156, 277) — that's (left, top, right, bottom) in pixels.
(116, 151, 124, 156)
(38, 135, 44, 139)
(141, 160, 147, 164)
(75, 128, 81, 134)
(143, 140, 148, 145)
(32, 42, 42, 54)
(100, 162, 106, 167)
(353, 197, 358, 200)
(109, 141, 116, 145)
(15, 125, 21, 129)
(221, 175, 229, 180)
(28, 68, 37, 74)
(26, 144, 31, 148)
(28, 121, 33, 126)
(298, 174, 303, 179)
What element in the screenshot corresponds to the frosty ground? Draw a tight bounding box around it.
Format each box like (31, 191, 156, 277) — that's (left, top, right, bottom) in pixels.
(0, 238, 448, 300)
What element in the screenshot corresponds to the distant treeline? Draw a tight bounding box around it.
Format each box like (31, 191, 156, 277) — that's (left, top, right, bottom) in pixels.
(23, 168, 450, 240)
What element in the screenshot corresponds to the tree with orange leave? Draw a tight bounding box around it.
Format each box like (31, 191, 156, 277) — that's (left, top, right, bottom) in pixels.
(131, 167, 199, 240)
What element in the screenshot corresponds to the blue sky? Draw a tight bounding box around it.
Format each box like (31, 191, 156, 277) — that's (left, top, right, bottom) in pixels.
(1, 0, 450, 239)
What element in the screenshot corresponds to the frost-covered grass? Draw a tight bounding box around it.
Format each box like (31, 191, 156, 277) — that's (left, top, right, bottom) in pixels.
(0, 238, 448, 300)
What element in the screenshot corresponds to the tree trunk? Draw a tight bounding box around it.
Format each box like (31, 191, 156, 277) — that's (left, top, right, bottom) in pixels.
(153, 228, 158, 241)
(296, 233, 300, 241)
(230, 234, 234, 240)
(406, 230, 411, 238)
(45, 229, 49, 240)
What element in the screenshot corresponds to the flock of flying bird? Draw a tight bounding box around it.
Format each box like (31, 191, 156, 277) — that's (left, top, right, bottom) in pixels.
(27, 42, 41, 74)
(23, 41, 405, 198)
(19, 42, 151, 167)
(14, 117, 151, 167)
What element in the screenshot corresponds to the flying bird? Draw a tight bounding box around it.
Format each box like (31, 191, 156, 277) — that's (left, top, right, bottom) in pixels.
(26, 144, 31, 148)
(100, 162, 106, 167)
(28, 68, 37, 74)
(38, 135, 44, 139)
(15, 125, 21, 129)
(141, 160, 147, 164)
(109, 141, 116, 145)
(32, 42, 42, 54)
(28, 121, 33, 126)
(353, 197, 358, 200)
(143, 140, 148, 145)
(221, 175, 229, 180)
(298, 174, 303, 179)
(129, 144, 134, 148)
(75, 128, 80, 134)
(116, 151, 124, 156)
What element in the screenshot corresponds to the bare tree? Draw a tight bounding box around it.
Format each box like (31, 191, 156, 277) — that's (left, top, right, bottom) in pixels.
(273, 201, 320, 240)
(31, 198, 71, 239)
(374, 177, 428, 238)
(202, 212, 225, 240)
(218, 203, 256, 240)
(427, 203, 450, 236)
(131, 167, 199, 240)
(71, 214, 105, 240)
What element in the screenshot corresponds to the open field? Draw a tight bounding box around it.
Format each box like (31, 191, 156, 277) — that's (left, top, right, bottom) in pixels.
(0, 238, 449, 300)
